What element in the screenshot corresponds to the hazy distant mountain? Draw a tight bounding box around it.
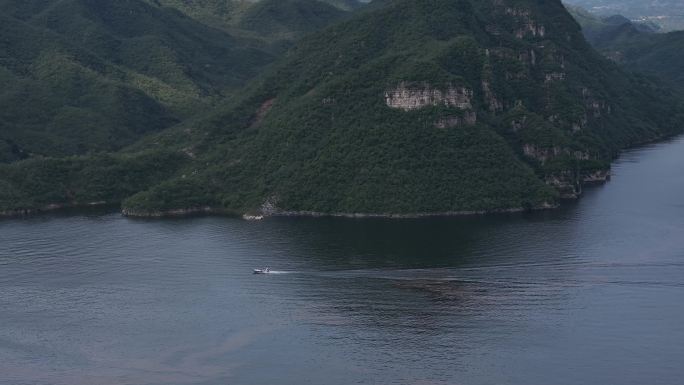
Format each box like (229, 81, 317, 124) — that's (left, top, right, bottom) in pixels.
(563, 0, 684, 31)
(567, 5, 684, 92)
(565, 5, 656, 47)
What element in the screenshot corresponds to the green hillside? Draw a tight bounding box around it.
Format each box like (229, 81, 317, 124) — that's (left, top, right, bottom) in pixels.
(1, 0, 683, 216)
(610, 31, 684, 91)
(0, 0, 275, 162)
(238, 0, 348, 39)
(122, 0, 683, 216)
(144, 0, 252, 31)
(148, 0, 359, 37)
(0, 0, 363, 163)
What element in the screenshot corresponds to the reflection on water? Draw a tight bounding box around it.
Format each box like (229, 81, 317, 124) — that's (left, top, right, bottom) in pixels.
(2, 138, 684, 385)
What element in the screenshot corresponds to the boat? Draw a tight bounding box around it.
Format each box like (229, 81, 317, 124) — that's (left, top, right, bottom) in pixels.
(253, 268, 271, 274)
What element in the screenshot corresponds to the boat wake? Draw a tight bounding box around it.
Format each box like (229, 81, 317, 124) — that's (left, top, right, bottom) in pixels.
(253, 269, 294, 275)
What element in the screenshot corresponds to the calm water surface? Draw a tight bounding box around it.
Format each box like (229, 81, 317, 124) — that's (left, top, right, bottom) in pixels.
(2, 138, 684, 385)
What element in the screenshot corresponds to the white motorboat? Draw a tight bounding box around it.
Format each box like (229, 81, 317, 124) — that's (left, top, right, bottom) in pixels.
(253, 268, 271, 274)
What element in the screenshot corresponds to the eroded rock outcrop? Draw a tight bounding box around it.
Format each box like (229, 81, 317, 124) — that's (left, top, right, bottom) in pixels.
(522, 144, 563, 164)
(544, 72, 566, 82)
(583, 169, 611, 183)
(434, 112, 478, 128)
(504, 7, 546, 39)
(546, 172, 580, 199)
(385, 82, 473, 111)
(581, 88, 611, 118)
(481, 80, 504, 112)
(250, 98, 276, 127)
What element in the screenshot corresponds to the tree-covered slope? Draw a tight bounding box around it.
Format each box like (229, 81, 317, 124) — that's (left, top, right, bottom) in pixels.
(238, 0, 348, 39)
(609, 31, 684, 92)
(121, 0, 683, 216)
(147, 0, 360, 37)
(2, 0, 682, 216)
(0, 0, 275, 162)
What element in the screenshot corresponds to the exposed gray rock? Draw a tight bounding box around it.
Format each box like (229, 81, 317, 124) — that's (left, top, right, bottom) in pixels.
(385, 82, 473, 111)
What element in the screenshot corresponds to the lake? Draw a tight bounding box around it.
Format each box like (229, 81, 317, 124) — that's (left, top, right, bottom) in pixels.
(2, 137, 684, 385)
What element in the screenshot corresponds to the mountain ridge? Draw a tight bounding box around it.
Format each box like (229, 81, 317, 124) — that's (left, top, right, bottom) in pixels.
(0, 0, 280, 162)
(1, 0, 683, 217)
(0, 0, 361, 163)
(120, 0, 684, 216)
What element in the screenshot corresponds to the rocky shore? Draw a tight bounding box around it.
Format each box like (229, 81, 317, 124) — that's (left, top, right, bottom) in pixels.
(117, 202, 559, 220)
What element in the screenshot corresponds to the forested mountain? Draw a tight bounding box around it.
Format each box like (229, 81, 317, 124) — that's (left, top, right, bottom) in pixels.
(0, 0, 277, 162)
(606, 31, 684, 92)
(147, 0, 359, 37)
(2, 0, 681, 217)
(237, 0, 349, 39)
(565, 5, 657, 48)
(0, 0, 358, 163)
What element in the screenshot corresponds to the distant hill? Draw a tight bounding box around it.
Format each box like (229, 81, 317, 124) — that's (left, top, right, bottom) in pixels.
(238, 0, 348, 39)
(565, 5, 656, 48)
(0, 0, 359, 163)
(567, 5, 684, 92)
(0, 0, 277, 162)
(148, 0, 360, 36)
(603, 31, 684, 91)
(566, 5, 658, 50)
(563, 0, 684, 31)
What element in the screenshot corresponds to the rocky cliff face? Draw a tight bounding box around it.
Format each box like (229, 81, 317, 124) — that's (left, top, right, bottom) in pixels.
(434, 112, 478, 128)
(545, 168, 611, 199)
(385, 83, 473, 111)
(505, 7, 547, 39)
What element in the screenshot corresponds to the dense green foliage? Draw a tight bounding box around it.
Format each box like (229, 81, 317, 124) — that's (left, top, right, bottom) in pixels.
(0, 150, 189, 211)
(125, 0, 683, 215)
(0, 11, 173, 162)
(147, 0, 359, 36)
(1, 0, 683, 216)
(144, 0, 252, 32)
(0, 0, 365, 163)
(0, 0, 277, 162)
(611, 31, 684, 92)
(238, 0, 347, 39)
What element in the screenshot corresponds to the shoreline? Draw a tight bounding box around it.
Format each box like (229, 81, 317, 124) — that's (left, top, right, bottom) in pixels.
(264, 203, 557, 219)
(2, 201, 559, 220)
(0, 201, 113, 219)
(6, 134, 681, 220)
(118, 202, 560, 220)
